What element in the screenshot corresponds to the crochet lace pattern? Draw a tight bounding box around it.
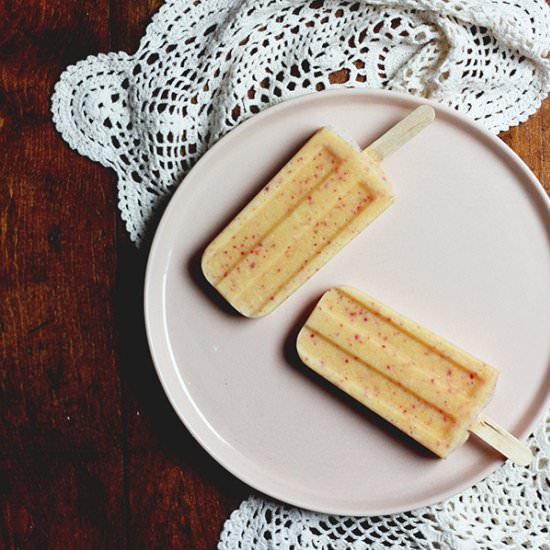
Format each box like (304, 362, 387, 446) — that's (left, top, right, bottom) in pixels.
(52, 0, 550, 244)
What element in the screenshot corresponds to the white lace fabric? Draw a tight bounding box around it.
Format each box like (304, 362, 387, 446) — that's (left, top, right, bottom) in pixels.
(52, 0, 550, 244)
(51, 1, 550, 548)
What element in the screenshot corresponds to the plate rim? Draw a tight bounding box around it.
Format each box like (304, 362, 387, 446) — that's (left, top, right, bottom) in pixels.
(144, 88, 550, 516)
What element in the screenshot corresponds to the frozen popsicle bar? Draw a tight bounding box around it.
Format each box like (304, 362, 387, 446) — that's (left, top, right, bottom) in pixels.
(201, 106, 435, 318)
(297, 287, 499, 458)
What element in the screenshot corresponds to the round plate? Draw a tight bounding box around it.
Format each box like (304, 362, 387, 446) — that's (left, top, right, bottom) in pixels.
(145, 89, 550, 516)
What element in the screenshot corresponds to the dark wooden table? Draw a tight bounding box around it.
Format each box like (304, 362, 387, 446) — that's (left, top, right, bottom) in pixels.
(1, 2, 548, 548)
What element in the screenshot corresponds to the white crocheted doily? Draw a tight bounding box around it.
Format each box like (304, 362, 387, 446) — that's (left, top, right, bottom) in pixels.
(51, 0, 550, 244)
(219, 414, 550, 549)
(51, 1, 550, 548)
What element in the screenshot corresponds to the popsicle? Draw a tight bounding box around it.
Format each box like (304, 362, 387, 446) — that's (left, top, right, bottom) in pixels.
(201, 106, 435, 318)
(296, 287, 532, 465)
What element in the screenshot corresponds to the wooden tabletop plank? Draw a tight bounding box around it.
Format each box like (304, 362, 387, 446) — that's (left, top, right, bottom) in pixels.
(500, 98, 548, 195)
(0, 2, 124, 549)
(0, 1, 548, 549)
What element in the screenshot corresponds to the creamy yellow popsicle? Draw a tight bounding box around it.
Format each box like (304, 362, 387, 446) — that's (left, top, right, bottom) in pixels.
(296, 287, 499, 458)
(201, 129, 393, 317)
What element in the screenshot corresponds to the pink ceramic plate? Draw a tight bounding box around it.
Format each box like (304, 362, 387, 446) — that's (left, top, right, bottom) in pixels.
(144, 89, 550, 516)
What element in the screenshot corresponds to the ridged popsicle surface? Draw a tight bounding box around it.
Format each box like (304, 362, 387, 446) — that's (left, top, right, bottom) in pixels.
(202, 129, 393, 317)
(297, 287, 498, 457)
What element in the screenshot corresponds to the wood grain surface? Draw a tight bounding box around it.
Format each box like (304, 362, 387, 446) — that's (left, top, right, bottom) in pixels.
(0, 1, 548, 549)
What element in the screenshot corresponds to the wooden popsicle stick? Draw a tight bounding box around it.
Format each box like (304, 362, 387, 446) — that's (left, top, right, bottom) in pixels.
(363, 104, 436, 163)
(469, 413, 532, 466)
